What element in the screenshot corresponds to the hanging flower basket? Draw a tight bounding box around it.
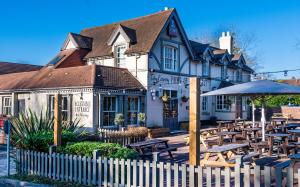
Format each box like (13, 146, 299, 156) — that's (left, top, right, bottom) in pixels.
(161, 94, 170, 102)
(181, 96, 189, 102)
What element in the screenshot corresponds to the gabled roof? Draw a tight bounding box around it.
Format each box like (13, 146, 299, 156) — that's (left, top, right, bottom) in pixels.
(61, 33, 93, 50)
(0, 65, 144, 92)
(0, 62, 42, 75)
(107, 24, 137, 46)
(46, 48, 89, 68)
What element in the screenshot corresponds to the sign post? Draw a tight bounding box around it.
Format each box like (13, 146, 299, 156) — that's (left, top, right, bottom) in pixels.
(189, 77, 201, 166)
(4, 120, 11, 176)
(54, 94, 62, 146)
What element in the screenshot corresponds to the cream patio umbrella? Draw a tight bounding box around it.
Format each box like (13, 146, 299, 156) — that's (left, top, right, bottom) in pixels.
(201, 80, 300, 141)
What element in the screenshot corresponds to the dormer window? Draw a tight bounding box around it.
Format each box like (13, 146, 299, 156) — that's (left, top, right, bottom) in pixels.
(115, 45, 126, 67)
(163, 45, 178, 72)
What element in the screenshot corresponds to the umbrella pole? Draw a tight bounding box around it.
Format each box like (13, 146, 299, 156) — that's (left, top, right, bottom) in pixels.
(252, 100, 255, 128)
(261, 98, 266, 141)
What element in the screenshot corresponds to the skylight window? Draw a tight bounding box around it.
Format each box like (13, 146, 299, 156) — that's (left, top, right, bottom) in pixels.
(48, 55, 65, 66)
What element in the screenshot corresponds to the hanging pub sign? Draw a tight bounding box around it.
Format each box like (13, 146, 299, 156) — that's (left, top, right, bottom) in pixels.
(168, 19, 178, 37)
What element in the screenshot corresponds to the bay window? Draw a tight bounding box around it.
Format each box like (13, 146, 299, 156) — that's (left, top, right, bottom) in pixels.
(103, 97, 117, 126)
(216, 95, 231, 111)
(2, 97, 12, 115)
(163, 46, 178, 71)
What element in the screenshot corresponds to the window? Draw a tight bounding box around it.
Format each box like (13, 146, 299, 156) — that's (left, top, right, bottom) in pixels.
(236, 70, 242, 82)
(103, 97, 117, 126)
(127, 97, 139, 125)
(202, 96, 208, 111)
(221, 66, 227, 80)
(202, 61, 209, 76)
(216, 95, 231, 111)
(115, 45, 126, 67)
(61, 96, 70, 121)
(163, 90, 177, 98)
(163, 46, 178, 71)
(2, 97, 12, 115)
(48, 95, 70, 121)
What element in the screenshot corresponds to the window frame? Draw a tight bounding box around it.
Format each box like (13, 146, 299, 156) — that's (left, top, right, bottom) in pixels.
(127, 97, 140, 125)
(202, 95, 208, 111)
(48, 95, 71, 121)
(163, 45, 178, 72)
(115, 44, 126, 67)
(2, 96, 12, 115)
(216, 95, 231, 111)
(102, 96, 117, 127)
(202, 60, 209, 76)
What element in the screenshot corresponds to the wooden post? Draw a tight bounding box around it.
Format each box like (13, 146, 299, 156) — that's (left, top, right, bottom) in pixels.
(189, 77, 201, 166)
(54, 94, 62, 146)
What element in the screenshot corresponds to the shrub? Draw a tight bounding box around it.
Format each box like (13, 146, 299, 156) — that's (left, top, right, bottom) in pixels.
(59, 141, 138, 159)
(21, 130, 77, 152)
(10, 110, 83, 151)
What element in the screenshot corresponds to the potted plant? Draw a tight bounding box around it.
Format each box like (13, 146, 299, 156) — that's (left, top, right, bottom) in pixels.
(181, 96, 189, 102)
(114, 113, 125, 131)
(138, 113, 146, 126)
(161, 93, 170, 102)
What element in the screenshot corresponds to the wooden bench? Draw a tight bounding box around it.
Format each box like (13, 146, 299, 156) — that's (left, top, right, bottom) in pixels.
(228, 152, 260, 164)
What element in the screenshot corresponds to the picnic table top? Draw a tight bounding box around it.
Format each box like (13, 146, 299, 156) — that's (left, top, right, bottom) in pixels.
(242, 127, 261, 131)
(200, 127, 218, 132)
(285, 123, 300, 128)
(128, 139, 168, 148)
(288, 129, 300, 134)
(266, 133, 290, 137)
(289, 153, 300, 160)
(217, 131, 241, 136)
(206, 143, 249, 153)
(217, 120, 232, 124)
(271, 118, 287, 122)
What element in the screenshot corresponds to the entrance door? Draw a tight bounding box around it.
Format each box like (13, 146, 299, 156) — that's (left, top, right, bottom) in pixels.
(163, 99, 179, 130)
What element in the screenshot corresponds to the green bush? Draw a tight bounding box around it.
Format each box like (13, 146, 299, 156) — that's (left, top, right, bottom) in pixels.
(59, 141, 138, 159)
(21, 130, 77, 152)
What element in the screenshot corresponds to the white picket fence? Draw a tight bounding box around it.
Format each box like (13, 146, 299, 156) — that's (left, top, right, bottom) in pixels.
(16, 149, 300, 187)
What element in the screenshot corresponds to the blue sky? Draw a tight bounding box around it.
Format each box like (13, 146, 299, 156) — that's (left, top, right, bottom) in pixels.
(0, 0, 300, 78)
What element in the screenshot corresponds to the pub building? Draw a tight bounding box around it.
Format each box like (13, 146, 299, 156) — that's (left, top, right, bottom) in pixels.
(0, 8, 253, 132)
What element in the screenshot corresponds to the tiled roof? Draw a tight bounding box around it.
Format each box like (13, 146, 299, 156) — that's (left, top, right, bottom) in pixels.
(80, 9, 174, 58)
(0, 62, 42, 75)
(0, 65, 144, 91)
(189, 40, 209, 60)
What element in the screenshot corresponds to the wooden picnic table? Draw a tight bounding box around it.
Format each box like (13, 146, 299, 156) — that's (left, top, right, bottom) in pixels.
(285, 123, 300, 130)
(289, 153, 300, 167)
(200, 143, 258, 167)
(266, 133, 291, 156)
(241, 127, 261, 140)
(217, 120, 234, 131)
(217, 131, 241, 145)
(288, 129, 300, 142)
(128, 139, 176, 160)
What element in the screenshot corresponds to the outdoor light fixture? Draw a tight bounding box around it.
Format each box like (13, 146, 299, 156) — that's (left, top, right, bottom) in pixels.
(284, 71, 288, 76)
(80, 92, 83, 100)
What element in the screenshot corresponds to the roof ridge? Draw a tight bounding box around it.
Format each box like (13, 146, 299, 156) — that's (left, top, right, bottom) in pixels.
(0, 61, 42, 67)
(80, 8, 174, 33)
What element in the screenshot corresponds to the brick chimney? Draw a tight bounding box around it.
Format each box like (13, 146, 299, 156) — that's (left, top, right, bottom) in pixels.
(219, 31, 233, 54)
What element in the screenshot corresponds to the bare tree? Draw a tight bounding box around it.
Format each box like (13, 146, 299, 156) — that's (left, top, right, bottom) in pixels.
(193, 25, 261, 71)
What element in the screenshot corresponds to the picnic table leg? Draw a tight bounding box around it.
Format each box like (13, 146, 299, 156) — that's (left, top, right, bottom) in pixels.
(268, 137, 274, 156)
(283, 137, 289, 155)
(164, 142, 173, 158)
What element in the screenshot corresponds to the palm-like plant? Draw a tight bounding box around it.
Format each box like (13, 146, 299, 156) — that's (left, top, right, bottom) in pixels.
(10, 109, 83, 149)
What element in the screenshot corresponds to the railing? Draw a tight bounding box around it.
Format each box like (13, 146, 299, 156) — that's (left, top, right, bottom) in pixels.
(98, 128, 147, 146)
(16, 149, 299, 187)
